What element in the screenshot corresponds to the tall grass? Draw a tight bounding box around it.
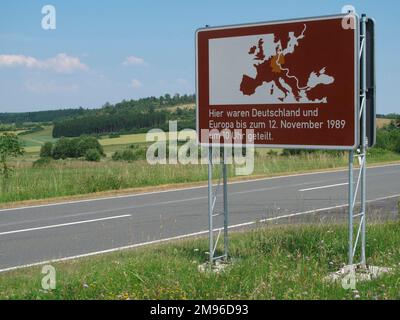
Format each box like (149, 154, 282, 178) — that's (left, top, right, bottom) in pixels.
(1, 150, 399, 204)
(1, 222, 399, 299)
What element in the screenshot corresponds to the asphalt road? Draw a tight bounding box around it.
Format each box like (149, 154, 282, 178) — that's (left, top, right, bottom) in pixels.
(0, 164, 399, 272)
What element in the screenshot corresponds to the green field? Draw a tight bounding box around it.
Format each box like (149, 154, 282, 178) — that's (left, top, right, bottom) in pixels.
(1, 149, 400, 205)
(99, 130, 197, 156)
(19, 126, 151, 155)
(18, 126, 56, 154)
(16, 117, 394, 156)
(1, 221, 399, 300)
(18, 126, 197, 157)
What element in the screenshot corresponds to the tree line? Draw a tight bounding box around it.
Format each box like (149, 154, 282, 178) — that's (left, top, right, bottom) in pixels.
(103, 94, 195, 113)
(0, 94, 195, 126)
(0, 108, 87, 124)
(52, 110, 168, 137)
(52, 94, 196, 137)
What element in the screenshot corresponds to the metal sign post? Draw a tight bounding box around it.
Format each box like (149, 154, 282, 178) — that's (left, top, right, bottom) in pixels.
(360, 14, 367, 266)
(348, 14, 371, 267)
(207, 147, 229, 264)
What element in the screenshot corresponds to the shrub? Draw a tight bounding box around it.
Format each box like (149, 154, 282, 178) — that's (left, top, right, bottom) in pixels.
(33, 157, 52, 168)
(267, 150, 278, 156)
(0, 124, 16, 132)
(0, 132, 24, 178)
(76, 136, 105, 157)
(52, 136, 104, 160)
(40, 142, 53, 158)
(282, 149, 317, 156)
(375, 127, 400, 152)
(367, 147, 390, 157)
(395, 138, 400, 153)
(112, 145, 146, 162)
(85, 149, 101, 162)
(52, 138, 75, 159)
(112, 149, 137, 162)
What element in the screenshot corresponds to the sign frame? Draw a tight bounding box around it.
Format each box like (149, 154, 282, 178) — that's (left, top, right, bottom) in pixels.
(365, 17, 376, 148)
(196, 14, 360, 150)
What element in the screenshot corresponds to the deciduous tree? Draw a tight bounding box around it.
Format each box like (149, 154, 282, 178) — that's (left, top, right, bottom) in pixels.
(0, 133, 24, 179)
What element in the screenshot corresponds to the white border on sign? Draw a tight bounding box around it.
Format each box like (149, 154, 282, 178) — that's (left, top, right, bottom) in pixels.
(195, 13, 360, 150)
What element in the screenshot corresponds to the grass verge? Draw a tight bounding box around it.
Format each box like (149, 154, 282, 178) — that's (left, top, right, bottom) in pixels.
(0, 222, 399, 300)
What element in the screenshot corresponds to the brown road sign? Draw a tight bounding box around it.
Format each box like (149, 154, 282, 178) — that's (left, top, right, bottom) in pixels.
(196, 14, 359, 149)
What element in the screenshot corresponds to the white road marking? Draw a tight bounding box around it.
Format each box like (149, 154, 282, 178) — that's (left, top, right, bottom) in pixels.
(0, 179, 343, 229)
(0, 193, 398, 273)
(0, 163, 398, 213)
(0, 214, 131, 236)
(299, 183, 349, 192)
(261, 204, 345, 222)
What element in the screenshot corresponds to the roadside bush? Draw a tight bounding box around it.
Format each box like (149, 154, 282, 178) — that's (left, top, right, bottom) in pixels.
(0, 124, 16, 132)
(40, 142, 53, 158)
(33, 157, 52, 168)
(52, 136, 104, 160)
(267, 150, 279, 156)
(324, 150, 345, 157)
(367, 147, 390, 157)
(282, 149, 317, 156)
(375, 128, 400, 152)
(85, 148, 101, 162)
(76, 136, 105, 158)
(112, 144, 146, 162)
(395, 138, 400, 153)
(52, 137, 75, 159)
(112, 149, 137, 162)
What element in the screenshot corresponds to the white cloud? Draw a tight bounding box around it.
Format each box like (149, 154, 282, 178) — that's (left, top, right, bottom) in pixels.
(0, 53, 88, 73)
(176, 78, 189, 86)
(123, 55, 147, 66)
(46, 54, 88, 73)
(0, 55, 41, 68)
(130, 79, 143, 88)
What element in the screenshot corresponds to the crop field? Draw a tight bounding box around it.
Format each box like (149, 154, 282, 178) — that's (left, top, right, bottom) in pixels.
(377, 118, 393, 129)
(18, 127, 198, 157)
(15, 117, 394, 156)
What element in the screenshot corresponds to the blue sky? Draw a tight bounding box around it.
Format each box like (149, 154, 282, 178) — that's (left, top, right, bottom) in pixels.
(0, 0, 399, 114)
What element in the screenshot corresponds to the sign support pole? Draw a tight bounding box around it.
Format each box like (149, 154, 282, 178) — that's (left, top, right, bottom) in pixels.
(348, 150, 354, 266)
(208, 146, 214, 264)
(348, 13, 368, 267)
(360, 14, 368, 267)
(222, 150, 229, 261)
(207, 147, 229, 266)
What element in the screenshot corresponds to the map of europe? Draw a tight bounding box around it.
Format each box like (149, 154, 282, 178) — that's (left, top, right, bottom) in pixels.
(239, 24, 335, 103)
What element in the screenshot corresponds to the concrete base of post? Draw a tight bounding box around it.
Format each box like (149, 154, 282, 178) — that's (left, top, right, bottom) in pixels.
(325, 264, 392, 285)
(198, 259, 233, 274)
